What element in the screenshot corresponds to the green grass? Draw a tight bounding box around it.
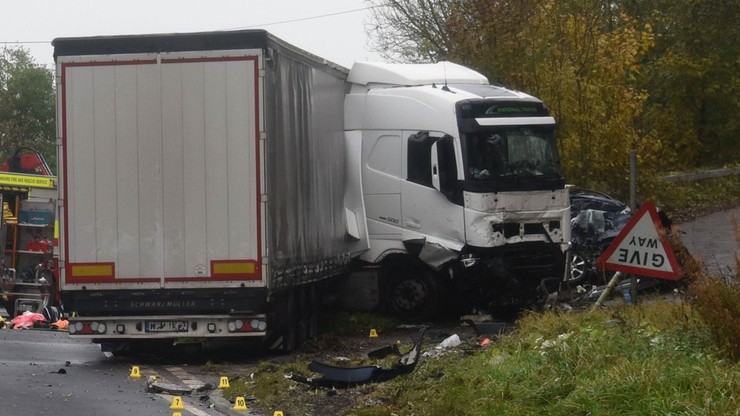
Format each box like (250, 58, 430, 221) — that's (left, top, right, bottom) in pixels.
(647, 173, 740, 220)
(352, 302, 738, 416)
(321, 311, 399, 337)
(218, 294, 739, 416)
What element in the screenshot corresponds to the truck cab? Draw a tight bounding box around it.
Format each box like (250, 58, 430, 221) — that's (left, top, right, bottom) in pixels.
(344, 62, 570, 318)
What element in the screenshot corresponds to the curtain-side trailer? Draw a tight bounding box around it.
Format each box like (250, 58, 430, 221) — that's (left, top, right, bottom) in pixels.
(53, 30, 368, 353)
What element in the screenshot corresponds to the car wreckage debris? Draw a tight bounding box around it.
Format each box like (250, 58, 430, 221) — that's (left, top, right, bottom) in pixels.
(287, 327, 427, 388)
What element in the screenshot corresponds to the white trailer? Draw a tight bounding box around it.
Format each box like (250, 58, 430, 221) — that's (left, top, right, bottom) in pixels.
(54, 30, 367, 352)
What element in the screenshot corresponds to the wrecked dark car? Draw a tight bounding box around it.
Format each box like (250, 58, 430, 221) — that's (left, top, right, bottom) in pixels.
(567, 188, 633, 285)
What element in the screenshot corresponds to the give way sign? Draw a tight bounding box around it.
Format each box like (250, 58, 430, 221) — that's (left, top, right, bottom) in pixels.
(596, 200, 681, 280)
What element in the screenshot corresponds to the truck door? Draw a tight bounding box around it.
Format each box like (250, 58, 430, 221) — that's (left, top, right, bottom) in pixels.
(401, 131, 465, 250)
(361, 131, 403, 240)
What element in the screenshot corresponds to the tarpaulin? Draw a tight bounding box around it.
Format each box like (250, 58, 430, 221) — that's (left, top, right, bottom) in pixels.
(10, 311, 46, 329)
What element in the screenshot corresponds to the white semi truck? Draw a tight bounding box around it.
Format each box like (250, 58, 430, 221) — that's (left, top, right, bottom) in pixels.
(53, 30, 569, 352)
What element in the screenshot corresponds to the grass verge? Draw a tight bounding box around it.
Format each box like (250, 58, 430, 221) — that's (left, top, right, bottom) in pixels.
(353, 301, 738, 415)
(647, 173, 740, 221)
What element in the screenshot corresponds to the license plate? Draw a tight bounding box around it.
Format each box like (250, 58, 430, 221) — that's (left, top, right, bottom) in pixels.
(145, 321, 188, 333)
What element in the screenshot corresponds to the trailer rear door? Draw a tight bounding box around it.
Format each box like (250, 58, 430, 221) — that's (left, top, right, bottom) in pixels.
(57, 50, 264, 290)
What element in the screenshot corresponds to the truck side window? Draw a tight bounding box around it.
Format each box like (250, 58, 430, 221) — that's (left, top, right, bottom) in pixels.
(406, 132, 435, 187)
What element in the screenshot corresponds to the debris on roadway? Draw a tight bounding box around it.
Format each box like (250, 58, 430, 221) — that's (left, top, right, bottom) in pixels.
(287, 327, 427, 388)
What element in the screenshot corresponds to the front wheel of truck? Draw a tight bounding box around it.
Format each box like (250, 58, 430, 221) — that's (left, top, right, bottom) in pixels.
(384, 260, 441, 322)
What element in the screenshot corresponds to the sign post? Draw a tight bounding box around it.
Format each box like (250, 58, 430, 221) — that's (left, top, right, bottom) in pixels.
(592, 271, 623, 309)
(592, 201, 681, 307)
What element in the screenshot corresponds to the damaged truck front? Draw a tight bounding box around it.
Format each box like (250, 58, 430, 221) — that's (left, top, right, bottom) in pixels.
(343, 62, 570, 319)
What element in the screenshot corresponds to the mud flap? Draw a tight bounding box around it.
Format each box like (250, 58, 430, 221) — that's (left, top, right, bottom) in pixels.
(264, 284, 320, 352)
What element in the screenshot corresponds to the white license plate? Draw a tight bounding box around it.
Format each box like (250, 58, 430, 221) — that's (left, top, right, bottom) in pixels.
(145, 321, 188, 333)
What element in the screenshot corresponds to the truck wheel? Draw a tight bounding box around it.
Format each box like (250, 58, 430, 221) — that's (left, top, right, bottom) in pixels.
(385, 268, 440, 322)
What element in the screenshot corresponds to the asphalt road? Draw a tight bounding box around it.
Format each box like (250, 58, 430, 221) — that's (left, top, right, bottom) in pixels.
(0, 329, 241, 416)
(0, 329, 164, 416)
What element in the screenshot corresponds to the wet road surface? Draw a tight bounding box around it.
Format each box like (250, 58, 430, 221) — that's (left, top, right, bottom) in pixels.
(0, 329, 240, 415)
(679, 206, 740, 279)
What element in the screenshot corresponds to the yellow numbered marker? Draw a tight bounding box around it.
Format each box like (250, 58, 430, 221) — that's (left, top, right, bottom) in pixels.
(233, 396, 248, 411)
(170, 396, 185, 410)
(129, 366, 141, 379)
(218, 376, 230, 388)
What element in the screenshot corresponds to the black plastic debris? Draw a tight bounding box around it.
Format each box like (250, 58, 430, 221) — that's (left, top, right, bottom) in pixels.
(367, 343, 401, 360)
(287, 326, 427, 388)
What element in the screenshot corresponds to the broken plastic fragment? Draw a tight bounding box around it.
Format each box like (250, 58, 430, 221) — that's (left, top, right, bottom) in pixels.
(286, 326, 427, 388)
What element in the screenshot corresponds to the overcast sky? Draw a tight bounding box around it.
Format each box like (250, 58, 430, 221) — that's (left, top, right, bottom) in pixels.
(0, 0, 382, 69)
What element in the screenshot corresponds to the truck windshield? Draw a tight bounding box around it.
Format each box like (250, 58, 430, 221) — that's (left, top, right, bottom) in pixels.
(463, 127, 564, 191)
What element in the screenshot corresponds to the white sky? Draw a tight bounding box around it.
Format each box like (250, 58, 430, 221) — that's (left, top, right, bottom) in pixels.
(0, 0, 382, 69)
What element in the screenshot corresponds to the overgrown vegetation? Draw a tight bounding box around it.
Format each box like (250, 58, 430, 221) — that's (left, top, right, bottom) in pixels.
(684, 216, 740, 361)
(646, 174, 740, 220)
(351, 301, 738, 415)
(220, 296, 738, 415)
(322, 311, 399, 337)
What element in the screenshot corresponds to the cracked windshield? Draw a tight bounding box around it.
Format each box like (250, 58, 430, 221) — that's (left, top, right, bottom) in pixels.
(466, 128, 563, 180)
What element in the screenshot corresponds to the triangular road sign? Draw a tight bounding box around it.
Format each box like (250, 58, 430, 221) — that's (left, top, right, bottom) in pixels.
(596, 200, 681, 280)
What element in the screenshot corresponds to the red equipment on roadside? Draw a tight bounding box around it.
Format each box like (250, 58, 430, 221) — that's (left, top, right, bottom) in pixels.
(0, 147, 53, 176)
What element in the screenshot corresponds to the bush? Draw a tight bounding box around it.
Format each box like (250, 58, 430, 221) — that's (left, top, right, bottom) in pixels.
(645, 173, 740, 220)
(686, 216, 740, 360)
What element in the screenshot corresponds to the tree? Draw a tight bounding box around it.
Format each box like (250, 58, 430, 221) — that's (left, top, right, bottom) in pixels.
(366, 0, 462, 62)
(627, 0, 739, 168)
(0, 47, 56, 172)
(522, 1, 654, 195)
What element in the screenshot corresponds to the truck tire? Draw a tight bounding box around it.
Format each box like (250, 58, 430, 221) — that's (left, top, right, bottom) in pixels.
(384, 262, 441, 322)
